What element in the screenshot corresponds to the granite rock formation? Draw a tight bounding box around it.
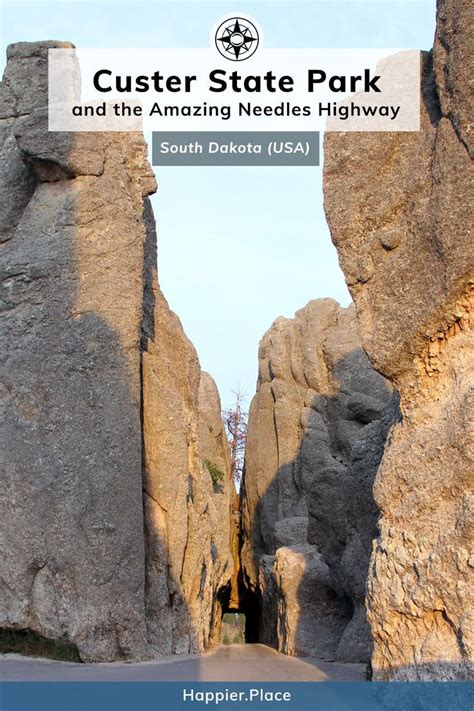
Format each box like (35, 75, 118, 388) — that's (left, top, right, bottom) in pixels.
(142, 220, 234, 656)
(240, 299, 395, 661)
(323, 0, 473, 680)
(0, 41, 233, 661)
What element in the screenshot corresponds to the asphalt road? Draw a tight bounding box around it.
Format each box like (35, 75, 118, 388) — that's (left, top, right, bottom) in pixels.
(0, 644, 367, 681)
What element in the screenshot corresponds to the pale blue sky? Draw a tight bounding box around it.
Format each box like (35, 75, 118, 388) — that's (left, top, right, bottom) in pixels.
(1, 1, 436, 408)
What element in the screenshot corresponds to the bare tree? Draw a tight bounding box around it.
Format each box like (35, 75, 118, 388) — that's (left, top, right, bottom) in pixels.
(222, 386, 248, 486)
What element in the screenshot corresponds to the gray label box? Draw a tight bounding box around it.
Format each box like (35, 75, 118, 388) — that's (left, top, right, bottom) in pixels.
(152, 132, 319, 166)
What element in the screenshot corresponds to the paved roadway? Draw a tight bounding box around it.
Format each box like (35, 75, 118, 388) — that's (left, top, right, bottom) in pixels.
(0, 644, 366, 681)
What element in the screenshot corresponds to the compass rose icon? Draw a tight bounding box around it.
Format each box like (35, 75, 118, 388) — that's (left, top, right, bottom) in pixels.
(215, 17, 260, 61)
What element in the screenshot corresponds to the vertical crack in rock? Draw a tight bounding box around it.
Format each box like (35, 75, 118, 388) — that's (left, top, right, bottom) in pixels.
(240, 299, 397, 663)
(323, 0, 473, 680)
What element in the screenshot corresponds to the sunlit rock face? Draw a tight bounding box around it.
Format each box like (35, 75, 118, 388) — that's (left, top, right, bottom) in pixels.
(0, 41, 232, 661)
(323, 0, 473, 680)
(141, 233, 235, 655)
(240, 299, 395, 662)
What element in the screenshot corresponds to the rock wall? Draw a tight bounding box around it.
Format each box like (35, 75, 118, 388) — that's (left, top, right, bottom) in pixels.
(0, 41, 233, 661)
(323, 0, 473, 680)
(240, 299, 395, 661)
(142, 244, 235, 656)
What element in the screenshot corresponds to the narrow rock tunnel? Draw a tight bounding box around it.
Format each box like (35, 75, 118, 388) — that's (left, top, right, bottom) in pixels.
(215, 575, 262, 645)
(213, 489, 262, 646)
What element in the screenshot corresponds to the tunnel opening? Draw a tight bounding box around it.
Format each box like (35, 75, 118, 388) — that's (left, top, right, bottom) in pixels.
(240, 587, 262, 644)
(214, 557, 262, 644)
(217, 594, 262, 645)
(216, 566, 262, 645)
(218, 489, 263, 644)
(212, 468, 264, 646)
(220, 613, 245, 644)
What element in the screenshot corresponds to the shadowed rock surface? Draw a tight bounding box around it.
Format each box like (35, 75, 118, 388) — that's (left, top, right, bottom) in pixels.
(0, 41, 232, 661)
(240, 299, 395, 662)
(323, 0, 473, 680)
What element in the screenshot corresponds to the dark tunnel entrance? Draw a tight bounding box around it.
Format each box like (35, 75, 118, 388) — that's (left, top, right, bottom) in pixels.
(241, 587, 261, 644)
(213, 482, 263, 646)
(215, 574, 262, 645)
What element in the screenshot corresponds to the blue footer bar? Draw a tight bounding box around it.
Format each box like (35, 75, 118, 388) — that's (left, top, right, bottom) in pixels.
(1, 682, 473, 711)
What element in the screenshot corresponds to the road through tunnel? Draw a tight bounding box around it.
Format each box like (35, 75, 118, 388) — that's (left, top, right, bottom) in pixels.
(215, 576, 262, 645)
